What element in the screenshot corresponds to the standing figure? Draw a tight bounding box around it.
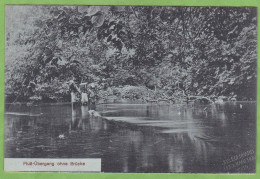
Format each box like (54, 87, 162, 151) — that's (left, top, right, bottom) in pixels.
(88, 83, 98, 110)
(67, 79, 81, 106)
(79, 82, 88, 105)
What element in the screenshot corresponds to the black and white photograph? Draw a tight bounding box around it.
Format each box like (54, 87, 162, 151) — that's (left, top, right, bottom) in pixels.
(4, 5, 257, 173)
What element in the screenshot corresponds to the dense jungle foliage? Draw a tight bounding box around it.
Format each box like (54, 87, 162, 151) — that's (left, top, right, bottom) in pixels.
(5, 6, 257, 103)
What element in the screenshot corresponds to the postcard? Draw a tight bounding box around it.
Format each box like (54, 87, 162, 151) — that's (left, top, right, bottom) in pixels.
(3, 3, 258, 174)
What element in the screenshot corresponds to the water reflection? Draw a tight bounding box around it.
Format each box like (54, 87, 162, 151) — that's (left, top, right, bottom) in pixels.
(4, 102, 256, 173)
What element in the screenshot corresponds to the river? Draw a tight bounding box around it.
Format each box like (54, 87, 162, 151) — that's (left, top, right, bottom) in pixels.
(4, 102, 256, 173)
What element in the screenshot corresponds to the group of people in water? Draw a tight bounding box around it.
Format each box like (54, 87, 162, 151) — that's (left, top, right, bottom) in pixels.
(68, 79, 98, 108)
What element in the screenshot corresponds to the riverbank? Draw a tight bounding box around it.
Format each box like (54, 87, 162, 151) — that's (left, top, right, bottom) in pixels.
(5, 85, 253, 105)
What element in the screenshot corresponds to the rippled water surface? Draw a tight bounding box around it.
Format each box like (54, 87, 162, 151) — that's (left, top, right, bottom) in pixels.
(5, 102, 256, 173)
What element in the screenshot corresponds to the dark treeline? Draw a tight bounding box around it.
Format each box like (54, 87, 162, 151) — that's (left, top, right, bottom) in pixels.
(5, 6, 257, 103)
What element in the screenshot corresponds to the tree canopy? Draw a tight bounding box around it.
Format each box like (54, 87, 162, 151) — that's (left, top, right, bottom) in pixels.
(5, 6, 257, 102)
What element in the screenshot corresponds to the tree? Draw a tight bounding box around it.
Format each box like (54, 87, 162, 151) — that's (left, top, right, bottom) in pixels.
(5, 6, 257, 102)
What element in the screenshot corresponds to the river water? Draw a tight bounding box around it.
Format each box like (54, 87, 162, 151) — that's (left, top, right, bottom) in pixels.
(5, 102, 256, 173)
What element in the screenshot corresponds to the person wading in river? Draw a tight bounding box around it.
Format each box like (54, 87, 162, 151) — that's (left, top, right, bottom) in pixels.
(67, 79, 81, 106)
(88, 83, 98, 110)
(79, 82, 88, 105)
